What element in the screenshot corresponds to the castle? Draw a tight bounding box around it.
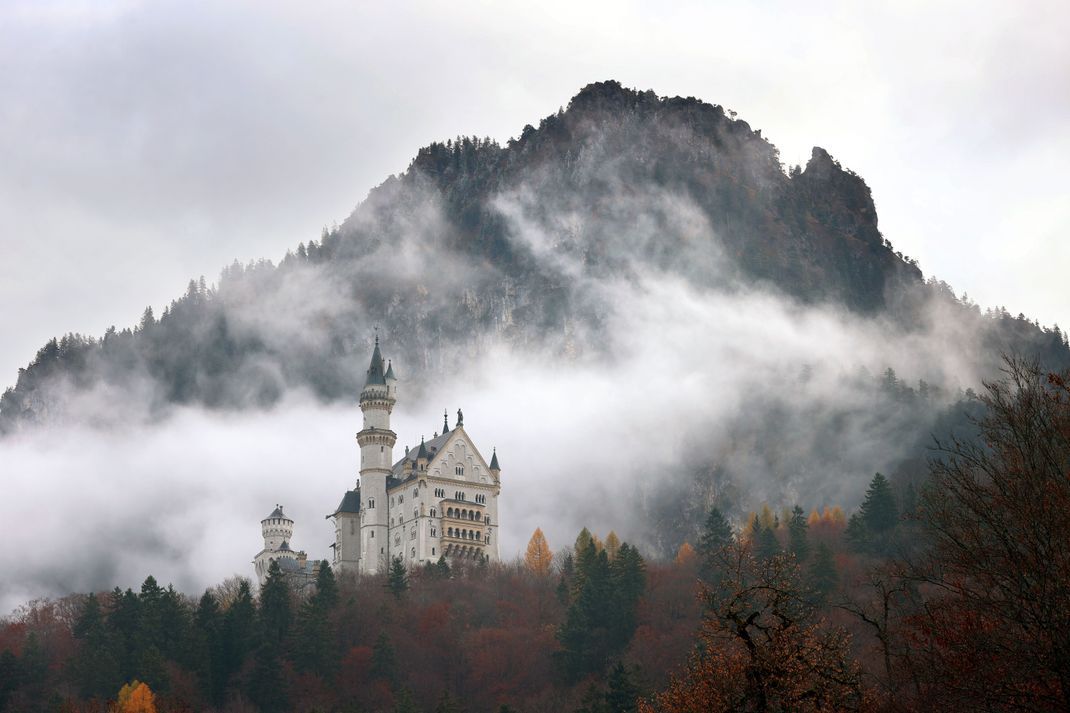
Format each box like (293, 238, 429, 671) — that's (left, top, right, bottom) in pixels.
(254, 337, 502, 585)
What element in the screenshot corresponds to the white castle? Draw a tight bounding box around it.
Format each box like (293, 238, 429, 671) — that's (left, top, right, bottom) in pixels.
(254, 337, 502, 584)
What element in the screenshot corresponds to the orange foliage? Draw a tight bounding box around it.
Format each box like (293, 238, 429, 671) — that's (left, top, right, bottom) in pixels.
(115, 681, 156, 713)
(674, 542, 696, 565)
(524, 528, 553, 576)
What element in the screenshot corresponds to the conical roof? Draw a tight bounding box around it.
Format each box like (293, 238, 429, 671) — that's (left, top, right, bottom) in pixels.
(364, 336, 387, 387)
(417, 437, 429, 460)
(265, 505, 290, 521)
(490, 448, 500, 471)
(385, 360, 396, 381)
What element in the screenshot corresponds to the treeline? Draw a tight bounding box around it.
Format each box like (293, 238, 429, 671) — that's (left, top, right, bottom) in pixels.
(3, 359, 1070, 711)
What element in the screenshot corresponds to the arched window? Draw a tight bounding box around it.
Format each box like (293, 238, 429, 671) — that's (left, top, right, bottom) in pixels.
(411, 547, 416, 558)
(475, 512, 481, 521)
(430, 508, 437, 517)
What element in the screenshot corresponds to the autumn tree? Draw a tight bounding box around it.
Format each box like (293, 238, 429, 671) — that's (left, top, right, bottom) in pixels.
(604, 531, 622, 561)
(904, 359, 1070, 710)
(698, 507, 732, 584)
(116, 680, 156, 713)
(787, 505, 810, 563)
(642, 544, 865, 712)
(674, 542, 696, 566)
(524, 528, 553, 576)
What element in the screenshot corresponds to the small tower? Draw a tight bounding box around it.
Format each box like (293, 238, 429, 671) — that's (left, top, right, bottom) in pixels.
(254, 505, 295, 584)
(356, 335, 397, 575)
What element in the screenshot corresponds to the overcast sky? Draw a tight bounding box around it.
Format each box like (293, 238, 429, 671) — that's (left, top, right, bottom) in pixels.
(1, 0, 1068, 383)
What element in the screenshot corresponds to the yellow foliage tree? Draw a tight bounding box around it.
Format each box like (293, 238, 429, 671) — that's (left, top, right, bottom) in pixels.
(675, 542, 697, 565)
(604, 531, 622, 560)
(831, 506, 846, 526)
(807, 509, 821, 527)
(115, 681, 156, 713)
(524, 528, 553, 576)
(575, 527, 594, 553)
(591, 533, 604, 553)
(759, 504, 776, 531)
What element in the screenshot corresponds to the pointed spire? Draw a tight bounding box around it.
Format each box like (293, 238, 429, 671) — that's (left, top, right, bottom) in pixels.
(490, 447, 500, 471)
(417, 436, 429, 460)
(385, 359, 396, 381)
(363, 335, 386, 387)
(443, 409, 449, 433)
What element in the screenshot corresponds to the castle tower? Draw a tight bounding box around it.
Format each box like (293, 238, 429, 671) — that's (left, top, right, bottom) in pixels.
(254, 505, 294, 583)
(357, 335, 396, 574)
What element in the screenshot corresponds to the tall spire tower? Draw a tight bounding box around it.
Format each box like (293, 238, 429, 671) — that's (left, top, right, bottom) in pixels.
(357, 335, 396, 574)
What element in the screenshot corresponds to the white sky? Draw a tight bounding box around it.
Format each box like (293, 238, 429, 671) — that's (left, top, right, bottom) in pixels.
(1, 0, 1068, 382)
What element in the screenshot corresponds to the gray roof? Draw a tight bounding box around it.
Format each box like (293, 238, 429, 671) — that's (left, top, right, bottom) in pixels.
(391, 430, 453, 476)
(385, 361, 396, 381)
(364, 337, 387, 387)
(331, 489, 361, 517)
(265, 506, 290, 521)
(279, 540, 293, 552)
(490, 448, 500, 471)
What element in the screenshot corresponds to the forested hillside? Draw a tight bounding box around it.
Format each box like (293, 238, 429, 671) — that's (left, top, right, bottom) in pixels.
(3, 81, 1067, 432)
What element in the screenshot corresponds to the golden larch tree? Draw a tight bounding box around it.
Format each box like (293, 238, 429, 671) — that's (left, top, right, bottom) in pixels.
(115, 681, 156, 713)
(524, 528, 553, 576)
(675, 542, 697, 565)
(604, 531, 622, 560)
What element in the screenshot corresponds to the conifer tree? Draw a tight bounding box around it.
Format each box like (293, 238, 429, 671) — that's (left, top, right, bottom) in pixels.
(387, 556, 409, 599)
(222, 579, 256, 685)
(371, 631, 399, 687)
(788, 505, 810, 563)
(604, 531, 622, 560)
(259, 560, 292, 646)
(698, 507, 733, 582)
(860, 473, 899, 533)
(193, 590, 225, 705)
(72, 592, 121, 698)
(605, 661, 641, 713)
(808, 543, 838, 603)
(525, 528, 553, 576)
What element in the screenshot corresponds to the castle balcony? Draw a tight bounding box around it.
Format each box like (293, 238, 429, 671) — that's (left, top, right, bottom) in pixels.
(442, 525, 488, 545)
(441, 500, 486, 524)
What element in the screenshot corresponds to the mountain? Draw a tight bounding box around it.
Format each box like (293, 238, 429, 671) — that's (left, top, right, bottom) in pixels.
(3, 81, 1068, 550)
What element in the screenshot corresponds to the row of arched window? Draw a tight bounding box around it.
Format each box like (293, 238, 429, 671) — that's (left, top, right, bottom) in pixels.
(446, 527, 483, 541)
(446, 507, 482, 521)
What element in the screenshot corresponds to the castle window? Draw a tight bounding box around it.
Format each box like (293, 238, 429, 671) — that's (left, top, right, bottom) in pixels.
(413, 508, 418, 519)
(370, 531, 374, 538)
(411, 547, 416, 558)
(456, 465, 464, 476)
(430, 508, 437, 517)
(432, 547, 436, 556)
(413, 489, 418, 498)
(431, 527, 437, 537)
(399, 495, 404, 504)
(368, 498, 375, 509)
(435, 488, 445, 498)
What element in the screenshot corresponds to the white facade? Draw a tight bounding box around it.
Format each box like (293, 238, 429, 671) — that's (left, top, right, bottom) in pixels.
(329, 337, 503, 575)
(253, 505, 317, 589)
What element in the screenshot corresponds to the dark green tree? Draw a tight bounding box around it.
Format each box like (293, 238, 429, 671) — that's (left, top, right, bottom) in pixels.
(808, 543, 838, 603)
(697, 506, 733, 582)
(860, 472, 899, 533)
(193, 590, 226, 705)
(754, 519, 780, 561)
(788, 505, 810, 563)
(222, 578, 256, 684)
(605, 660, 641, 713)
(294, 562, 340, 679)
(259, 560, 292, 646)
(387, 556, 409, 599)
(371, 631, 399, 687)
(70, 592, 121, 698)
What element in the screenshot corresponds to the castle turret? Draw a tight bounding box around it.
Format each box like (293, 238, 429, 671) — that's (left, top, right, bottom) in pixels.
(254, 505, 295, 584)
(357, 335, 396, 574)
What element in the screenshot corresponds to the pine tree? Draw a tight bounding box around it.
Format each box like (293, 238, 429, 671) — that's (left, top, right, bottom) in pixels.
(71, 592, 121, 698)
(755, 520, 780, 561)
(193, 590, 225, 705)
(222, 579, 255, 685)
(845, 513, 869, 552)
(371, 631, 398, 686)
(259, 560, 292, 646)
(698, 507, 733, 582)
(525, 528, 553, 576)
(808, 543, 838, 603)
(788, 505, 810, 563)
(860, 472, 898, 533)
(387, 556, 409, 599)
(605, 661, 641, 713)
